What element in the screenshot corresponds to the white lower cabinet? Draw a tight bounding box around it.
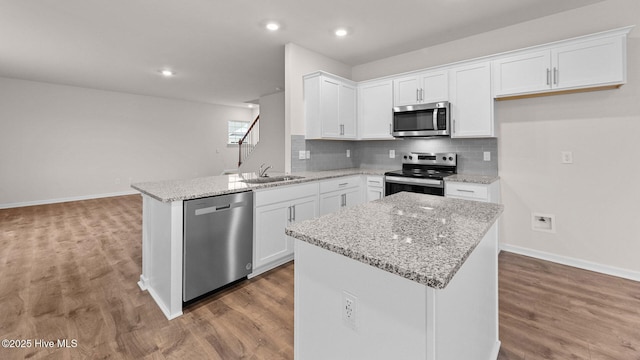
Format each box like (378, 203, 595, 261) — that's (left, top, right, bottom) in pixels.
(319, 176, 363, 216)
(252, 182, 319, 277)
(445, 180, 500, 204)
(366, 175, 384, 201)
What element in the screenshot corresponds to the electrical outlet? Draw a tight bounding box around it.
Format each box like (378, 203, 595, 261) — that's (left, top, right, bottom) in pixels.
(483, 151, 491, 161)
(561, 151, 573, 164)
(306, 150, 311, 159)
(298, 150, 305, 160)
(532, 213, 556, 233)
(346, 149, 351, 158)
(389, 149, 395, 159)
(342, 291, 358, 331)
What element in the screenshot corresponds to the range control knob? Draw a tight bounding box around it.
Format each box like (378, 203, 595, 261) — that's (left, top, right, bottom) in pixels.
(403, 155, 407, 159)
(442, 156, 447, 161)
(409, 156, 413, 160)
(449, 157, 453, 161)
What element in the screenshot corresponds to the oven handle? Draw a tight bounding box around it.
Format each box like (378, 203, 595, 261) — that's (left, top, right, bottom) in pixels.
(385, 176, 443, 188)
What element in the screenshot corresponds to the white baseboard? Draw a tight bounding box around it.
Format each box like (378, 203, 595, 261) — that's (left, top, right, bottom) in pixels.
(0, 190, 140, 209)
(500, 244, 640, 282)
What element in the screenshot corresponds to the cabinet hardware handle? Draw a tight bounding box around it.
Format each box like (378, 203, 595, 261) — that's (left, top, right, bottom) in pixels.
(553, 67, 558, 85)
(416, 89, 419, 102)
(340, 124, 344, 135)
(292, 205, 296, 221)
(456, 189, 475, 193)
(453, 119, 456, 134)
(389, 123, 392, 135)
(420, 88, 424, 102)
(546, 68, 550, 85)
(339, 182, 348, 186)
(288, 206, 292, 222)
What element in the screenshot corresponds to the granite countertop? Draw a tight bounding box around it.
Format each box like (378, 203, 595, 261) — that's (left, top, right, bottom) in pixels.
(445, 174, 499, 184)
(131, 168, 389, 202)
(285, 192, 503, 289)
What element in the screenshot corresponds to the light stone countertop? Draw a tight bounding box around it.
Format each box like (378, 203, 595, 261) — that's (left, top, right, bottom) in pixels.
(131, 168, 389, 202)
(445, 174, 499, 184)
(285, 192, 503, 289)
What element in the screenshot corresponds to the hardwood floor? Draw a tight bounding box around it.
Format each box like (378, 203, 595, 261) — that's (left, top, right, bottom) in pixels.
(1, 195, 638, 359)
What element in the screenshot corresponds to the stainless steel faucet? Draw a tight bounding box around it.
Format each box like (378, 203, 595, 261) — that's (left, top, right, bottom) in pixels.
(258, 163, 272, 177)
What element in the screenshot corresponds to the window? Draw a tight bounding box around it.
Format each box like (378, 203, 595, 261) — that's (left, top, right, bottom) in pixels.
(228, 120, 249, 145)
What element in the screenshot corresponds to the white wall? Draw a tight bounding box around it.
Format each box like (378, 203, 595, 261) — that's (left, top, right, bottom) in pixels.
(352, 0, 640, 275)
(0, 77, 252, 207)
(239, 91, 286, 174)
(284, 43, 351, 172)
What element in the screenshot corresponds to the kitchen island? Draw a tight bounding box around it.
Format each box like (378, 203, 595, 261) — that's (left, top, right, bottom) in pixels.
(131, 168, 388, 319)
(286, 192, 503, 360)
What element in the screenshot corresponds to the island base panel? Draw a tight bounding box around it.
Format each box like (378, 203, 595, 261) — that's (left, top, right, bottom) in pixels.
(294, 223, 499, 360)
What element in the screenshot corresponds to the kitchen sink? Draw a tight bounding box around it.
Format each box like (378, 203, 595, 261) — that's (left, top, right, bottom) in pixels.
(241, 175, 305, 184)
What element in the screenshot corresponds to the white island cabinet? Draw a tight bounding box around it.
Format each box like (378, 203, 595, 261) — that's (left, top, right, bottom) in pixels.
(287, 192, 503, 360)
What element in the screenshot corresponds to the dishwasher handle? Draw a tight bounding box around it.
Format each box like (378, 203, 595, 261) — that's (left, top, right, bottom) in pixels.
(194, 200, 248, 216)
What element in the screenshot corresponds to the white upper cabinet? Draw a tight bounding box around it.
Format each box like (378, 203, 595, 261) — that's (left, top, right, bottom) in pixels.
(393, 70, 448, 106)
(493, 30, 629, 98)
(304, 72, 357, 140)
(358, 79, 394, 140)
(449, 61, 494, 138)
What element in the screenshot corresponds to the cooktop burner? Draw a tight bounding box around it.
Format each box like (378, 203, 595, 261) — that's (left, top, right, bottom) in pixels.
(384, 152, 457, 180)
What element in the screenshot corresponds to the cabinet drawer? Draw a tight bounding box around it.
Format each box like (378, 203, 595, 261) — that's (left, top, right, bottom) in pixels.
(366, 176, 384, 188)
(319, 176, 361, 194)
(445, 182, 489, 201)
(254, 182, 319, 207)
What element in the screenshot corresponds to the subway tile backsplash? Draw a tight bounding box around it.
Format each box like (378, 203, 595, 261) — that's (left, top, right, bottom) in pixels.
(291, 135, 498, 176)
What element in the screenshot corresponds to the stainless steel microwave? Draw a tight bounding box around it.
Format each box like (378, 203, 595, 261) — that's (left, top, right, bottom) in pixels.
(392, 101, 450, 138)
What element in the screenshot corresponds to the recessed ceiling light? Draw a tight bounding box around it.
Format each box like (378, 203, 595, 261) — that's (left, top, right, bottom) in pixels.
(266, 22, 280, 31)
(160, 69, 175, 77)
(335, 28, 348, 37)
(248, 104, 254, 108)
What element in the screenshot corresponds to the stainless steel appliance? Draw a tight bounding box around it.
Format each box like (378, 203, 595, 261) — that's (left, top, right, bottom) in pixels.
(392, 101, 450, 138)
(384, 152, 457, 196)
(183, 191, 253, 302)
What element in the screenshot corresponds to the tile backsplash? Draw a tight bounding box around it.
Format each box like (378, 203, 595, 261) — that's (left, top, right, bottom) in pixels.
(291, 135, 498, 175)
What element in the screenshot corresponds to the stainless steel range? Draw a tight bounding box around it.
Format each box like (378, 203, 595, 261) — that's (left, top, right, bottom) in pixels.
(384, 152, 457, 196)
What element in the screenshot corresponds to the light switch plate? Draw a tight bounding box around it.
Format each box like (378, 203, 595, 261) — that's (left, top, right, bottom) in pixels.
(389, 150, 395, 159)
(483, 151, 491, 161)
(298, 150, 305, 160)
(306, 150, 311, 159)
(561, 151, 573, 164)
(346, 149, 351, 158)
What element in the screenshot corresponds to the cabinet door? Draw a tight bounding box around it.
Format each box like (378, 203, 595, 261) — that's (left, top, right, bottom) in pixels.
(254, 202, 292, 270)
(367, 188, 383, 202)
(320, 77, 341, 138)
(552, 36, 625, 90)
(449, 62, 494, 138)
(393, 75, 420, 106)
(358, 80, 393, 139)
(493, 50, 551, 96)
(344, 187, 363, 208)
(319, 191, 343, 216)
(340, 83, 357, 138)
(291, 196, 318, 223)
(420, 70, 449, 103)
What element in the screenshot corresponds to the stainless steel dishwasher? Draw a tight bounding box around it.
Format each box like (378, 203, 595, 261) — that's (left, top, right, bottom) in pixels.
(183, 191, 253, 302)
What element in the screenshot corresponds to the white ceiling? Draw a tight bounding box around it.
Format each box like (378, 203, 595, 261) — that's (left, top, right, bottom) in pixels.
(0, 0, 604, 108)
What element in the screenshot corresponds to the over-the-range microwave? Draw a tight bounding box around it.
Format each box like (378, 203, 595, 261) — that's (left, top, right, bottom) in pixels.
(392, 101, 450, 138)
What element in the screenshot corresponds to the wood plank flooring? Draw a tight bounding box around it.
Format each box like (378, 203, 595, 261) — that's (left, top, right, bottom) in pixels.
(1, 195, 638, 359)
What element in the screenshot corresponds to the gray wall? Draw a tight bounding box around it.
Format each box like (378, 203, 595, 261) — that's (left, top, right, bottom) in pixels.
(0, 77, 252, 207)
(239, 91, 286, 174)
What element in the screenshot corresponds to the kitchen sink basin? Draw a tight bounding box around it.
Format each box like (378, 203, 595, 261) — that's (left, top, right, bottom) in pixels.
(241, 175, 305, 184)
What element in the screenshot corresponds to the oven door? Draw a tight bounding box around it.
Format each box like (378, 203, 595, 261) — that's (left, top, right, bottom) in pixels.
(384, 176, 444, 196)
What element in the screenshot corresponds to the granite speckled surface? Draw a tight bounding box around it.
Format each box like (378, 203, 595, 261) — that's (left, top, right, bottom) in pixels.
(131, 168, 389, 202)
(445, 174, 499, 184)
(285, 192, 503, 289)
